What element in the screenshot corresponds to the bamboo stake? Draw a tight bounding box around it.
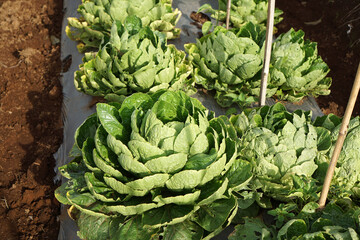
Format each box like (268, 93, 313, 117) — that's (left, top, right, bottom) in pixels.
(259, 0, 276, 106)
(226, 0, 231, 29)
(318, 62, 360, 209)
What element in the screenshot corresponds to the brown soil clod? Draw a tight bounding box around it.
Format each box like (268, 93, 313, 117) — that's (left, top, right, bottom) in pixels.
(190, 11, 211, 25)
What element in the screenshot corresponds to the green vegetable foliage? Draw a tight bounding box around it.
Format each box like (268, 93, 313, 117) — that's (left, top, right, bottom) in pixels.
(67, 0, 181, 52)
(56, 90, 253, 239)
(230, 103, 332, 202)
(74, 16, 194, 99)
(186, 23, 331, 108)
(198, 0, 283, 29)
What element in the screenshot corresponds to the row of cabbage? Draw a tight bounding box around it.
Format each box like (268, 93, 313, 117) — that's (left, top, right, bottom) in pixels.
(67, 0, 331, 108)
(57, 92, 360, 239)
(56, 0, 360, 239)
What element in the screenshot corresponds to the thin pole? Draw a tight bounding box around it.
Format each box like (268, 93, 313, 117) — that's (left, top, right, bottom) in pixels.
(259, 0, 276, 106)
(318, 63, 360, 209)
(226, 0, 231, 29)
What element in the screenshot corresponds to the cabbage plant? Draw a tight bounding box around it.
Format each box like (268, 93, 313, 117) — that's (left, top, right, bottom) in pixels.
(314, 115, 360, 198)
(186, 23, 266, 107)
(229, 200, 360, 239)
(269, 29, 332, 102)
(186, 23, 332, 108)
(227, 109, 360, 240)
(75, 17, 194, 101)
(55, 91, 253, 240)
(199, 0, 283, 28)
(67, 0, 181, 52)
(230, 103, 332, 201)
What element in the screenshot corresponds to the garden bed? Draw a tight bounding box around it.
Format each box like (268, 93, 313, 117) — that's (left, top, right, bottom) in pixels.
(0, 0, 359, 239)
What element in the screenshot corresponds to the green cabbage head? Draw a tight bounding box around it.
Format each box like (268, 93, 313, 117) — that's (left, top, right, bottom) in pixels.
(198, 0, 283, 28)
(230, 103, 332, 201)
(75, 16, 194, 101)
(186, 23, 332, 108)
(185, 23, 266, 107)
(55, 90, 253, 240)
(269, 29, 332, 102)
(67, 0, 181, 52)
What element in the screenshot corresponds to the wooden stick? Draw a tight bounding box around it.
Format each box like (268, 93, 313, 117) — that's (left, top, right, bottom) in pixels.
(318, 62, 360, 209)
(226, 0, 231, 29)
(259, 0, 276, 106)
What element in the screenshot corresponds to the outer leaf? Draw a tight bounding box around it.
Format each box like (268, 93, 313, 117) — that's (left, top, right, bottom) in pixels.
(106, 200, 161, 216)
(143, 204, 195, 228)
(153, 190, 201, 205)
(112, 216, 159, 240)
(76, 212, 116, 240)
(277, 219, 307, 239)
(75, 114, 98, 149)
(144, 153, 188, 174)
(229, 218, 273, 240)
(97, 103, 128, 142)
(163, 221, 204, 240)
(194, 196, 237, 232)
(54, 183, 71, 205)
(66, 190, 110, 218)
(225, 159, 253, 192)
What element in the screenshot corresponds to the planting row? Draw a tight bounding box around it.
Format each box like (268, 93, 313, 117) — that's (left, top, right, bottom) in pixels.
(67, 0, 331, 107)
(57, 0, 360, 239)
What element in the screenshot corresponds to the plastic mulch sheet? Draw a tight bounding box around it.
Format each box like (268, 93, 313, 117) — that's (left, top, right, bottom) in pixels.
(56, 1, 323, 239)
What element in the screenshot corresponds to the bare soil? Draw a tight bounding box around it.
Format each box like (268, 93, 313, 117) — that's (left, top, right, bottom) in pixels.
(0, 0, 63, 239)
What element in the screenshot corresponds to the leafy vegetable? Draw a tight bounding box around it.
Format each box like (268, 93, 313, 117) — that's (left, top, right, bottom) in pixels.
(74, 17, 194, 100)
(230, 103, 331, 202)
(67, 0, 181, 52)
(186, 23, 332, 108)
(314, 115, 360, 198)
(229, 218, 273, 240)
(229, 108, 360, 239)
(186, 23, 266, 107)
(230, 200, 360, 239)
(56, 90, 253, 239)
(269, 29, 332, 102)
(198, 0, 283, 29)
